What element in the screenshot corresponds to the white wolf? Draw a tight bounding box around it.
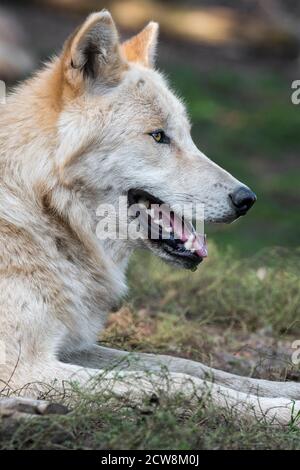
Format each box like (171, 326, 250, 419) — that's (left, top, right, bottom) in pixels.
(0, 11, 299, 424)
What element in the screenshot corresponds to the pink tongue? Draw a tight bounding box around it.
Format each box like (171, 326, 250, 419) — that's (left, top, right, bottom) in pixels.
(159, 206, 208, 259)
(193, 234, 208, 258)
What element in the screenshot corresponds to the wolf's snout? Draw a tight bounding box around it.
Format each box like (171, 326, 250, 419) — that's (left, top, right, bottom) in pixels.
(229, 186, 257, 216)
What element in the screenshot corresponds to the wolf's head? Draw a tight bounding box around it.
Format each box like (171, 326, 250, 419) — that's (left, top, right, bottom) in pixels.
(46, 11, 256, 270)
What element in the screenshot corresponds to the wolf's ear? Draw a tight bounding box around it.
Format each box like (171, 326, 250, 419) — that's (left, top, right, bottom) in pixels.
(63, 10, 124, 86)
(121, 22, 159, 68)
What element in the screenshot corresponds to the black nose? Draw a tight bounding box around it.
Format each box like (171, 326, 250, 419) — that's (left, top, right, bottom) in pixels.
(229, 186, 257, 216)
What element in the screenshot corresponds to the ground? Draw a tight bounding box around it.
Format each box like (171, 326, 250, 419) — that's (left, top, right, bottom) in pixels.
(0, 1, 299, 450)
(1, 246, 300, 450)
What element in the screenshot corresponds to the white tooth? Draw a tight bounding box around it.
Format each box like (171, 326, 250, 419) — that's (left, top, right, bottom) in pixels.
(139, 198, 150, 209)
(184, 239, 193, 250)
(145, 208, 154, 217)
(184, 233, 196, 251)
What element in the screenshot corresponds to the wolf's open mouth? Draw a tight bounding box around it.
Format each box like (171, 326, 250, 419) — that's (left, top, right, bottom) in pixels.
(128, 189, 207, 268)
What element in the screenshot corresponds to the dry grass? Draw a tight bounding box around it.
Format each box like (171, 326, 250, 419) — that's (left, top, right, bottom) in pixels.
(1, 245, 299, 450)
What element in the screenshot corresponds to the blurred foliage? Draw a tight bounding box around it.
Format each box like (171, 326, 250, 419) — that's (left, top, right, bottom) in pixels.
(127, 244, 300, 338)
(164, 65, 300, 253)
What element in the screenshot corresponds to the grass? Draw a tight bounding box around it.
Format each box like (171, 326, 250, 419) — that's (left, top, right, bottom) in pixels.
(102, 245, 300, 383)
(2, 391, 300, 450)
(126, 245, 300, 336)
(1, 245, 299, 450)
(1, 53, 300, 450)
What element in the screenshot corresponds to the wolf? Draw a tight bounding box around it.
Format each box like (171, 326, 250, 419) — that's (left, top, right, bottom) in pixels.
(0, 11, 299, 424)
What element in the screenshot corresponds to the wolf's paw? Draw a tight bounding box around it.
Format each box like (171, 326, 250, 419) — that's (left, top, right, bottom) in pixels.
(0, 397, 69, 419)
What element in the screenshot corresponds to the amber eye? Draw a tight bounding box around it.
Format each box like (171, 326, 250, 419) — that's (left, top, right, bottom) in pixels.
(149, 130, 170, 144)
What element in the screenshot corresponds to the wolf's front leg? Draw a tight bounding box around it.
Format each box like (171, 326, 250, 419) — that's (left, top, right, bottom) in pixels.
(62, 345, 300, 400)
(33, 359, 300, 427)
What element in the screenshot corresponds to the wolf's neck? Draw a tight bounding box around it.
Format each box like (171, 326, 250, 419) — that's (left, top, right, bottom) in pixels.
(80, 192, 133, 270)
(102, 238, 133, 271)
(1, 64, 131, 292)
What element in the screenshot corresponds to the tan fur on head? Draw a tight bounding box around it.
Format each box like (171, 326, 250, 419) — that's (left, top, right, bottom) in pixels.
(121, 22, 159, 67)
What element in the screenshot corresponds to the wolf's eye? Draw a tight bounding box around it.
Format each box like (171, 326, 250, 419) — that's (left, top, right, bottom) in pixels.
(149, 130, 170, 144)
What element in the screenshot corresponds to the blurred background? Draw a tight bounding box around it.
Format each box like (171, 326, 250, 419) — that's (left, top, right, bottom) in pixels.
(1, 0, 299, 253)
(0, 0, 300, 450)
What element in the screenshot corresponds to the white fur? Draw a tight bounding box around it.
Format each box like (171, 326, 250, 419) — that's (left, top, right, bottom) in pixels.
(0, 11, 298, 426)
